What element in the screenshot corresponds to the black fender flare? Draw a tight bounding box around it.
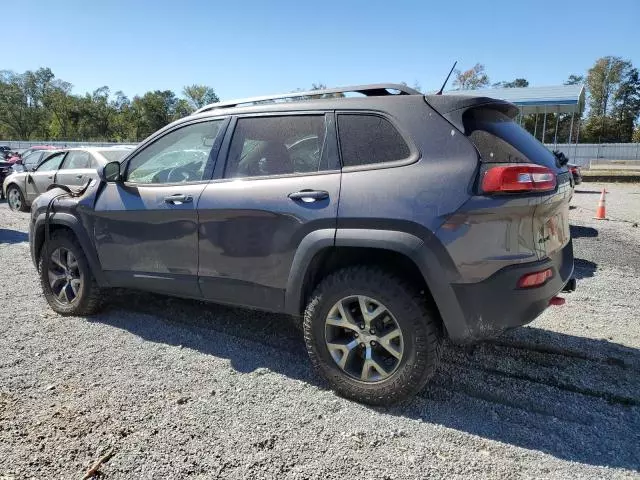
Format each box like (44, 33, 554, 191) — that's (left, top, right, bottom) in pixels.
(32, 212, 110, 287)
(284, 227, 467, 339)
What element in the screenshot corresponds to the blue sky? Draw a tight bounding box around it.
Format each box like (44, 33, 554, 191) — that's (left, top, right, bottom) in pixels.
(4, 0, 639, 101)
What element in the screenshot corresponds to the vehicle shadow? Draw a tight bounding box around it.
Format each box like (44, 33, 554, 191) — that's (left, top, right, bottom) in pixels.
(570, 225, 598, 238)
(0, 228, 29, 244)
(91, 289, 639, 471)
(574, 258, 598, 279)
(574, 190, 604, 194)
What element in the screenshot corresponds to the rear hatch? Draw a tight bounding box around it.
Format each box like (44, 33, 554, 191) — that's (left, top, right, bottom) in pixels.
(427, 95, 572, 262)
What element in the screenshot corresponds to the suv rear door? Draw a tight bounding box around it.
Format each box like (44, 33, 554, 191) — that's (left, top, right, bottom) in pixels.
(196, 113, 341, 312)
(93, 118, 229, 297)
(55, 150, 97, 188)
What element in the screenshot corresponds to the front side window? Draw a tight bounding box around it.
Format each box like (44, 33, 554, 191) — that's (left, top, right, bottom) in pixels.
(62, 151, 91, 169)
(225, 115, 328, 178)
(36, 153, 65, 172)
(338, 114, 410, 167)
(126, 120, 224, 184)
(23, 151, 44, 168)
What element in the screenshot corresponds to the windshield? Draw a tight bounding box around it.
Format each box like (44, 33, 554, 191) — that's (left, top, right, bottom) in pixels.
(98, 149, 131, 163)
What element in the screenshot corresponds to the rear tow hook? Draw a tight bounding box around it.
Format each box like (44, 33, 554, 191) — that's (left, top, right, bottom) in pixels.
(550, 278, 577, 306)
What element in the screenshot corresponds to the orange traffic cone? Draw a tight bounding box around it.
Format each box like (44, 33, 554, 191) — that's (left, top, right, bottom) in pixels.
(593, 188, 607, 220)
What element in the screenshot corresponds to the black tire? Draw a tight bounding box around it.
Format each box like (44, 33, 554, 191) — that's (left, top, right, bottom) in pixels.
(303, 266, 442, 406)
(39, 230, 103, 315)
(7, 184, 28, 212)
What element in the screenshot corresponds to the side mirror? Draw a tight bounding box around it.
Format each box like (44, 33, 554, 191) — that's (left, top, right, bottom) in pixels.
(100, 161, 121, 182)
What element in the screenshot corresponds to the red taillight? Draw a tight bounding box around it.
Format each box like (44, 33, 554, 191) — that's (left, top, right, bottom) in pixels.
(482, 164, 556, 193)
(517, 268, 553, 288)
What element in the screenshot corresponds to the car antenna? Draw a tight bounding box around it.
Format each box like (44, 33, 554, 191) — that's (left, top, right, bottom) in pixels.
(435, 61, 457, 95)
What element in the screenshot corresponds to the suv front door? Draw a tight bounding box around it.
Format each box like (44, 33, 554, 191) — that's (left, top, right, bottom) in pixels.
(197, 113, 341, 312)
(93, 118, 228, 297)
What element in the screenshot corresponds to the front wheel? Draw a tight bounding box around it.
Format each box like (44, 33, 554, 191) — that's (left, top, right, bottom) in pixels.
(303, 266, 442, 406)
(39, 231, 103, 315)
(7, 185, 28, 212)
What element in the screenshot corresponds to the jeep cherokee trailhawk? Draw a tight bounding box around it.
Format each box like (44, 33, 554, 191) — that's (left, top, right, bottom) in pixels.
(29, 84, 575, 405)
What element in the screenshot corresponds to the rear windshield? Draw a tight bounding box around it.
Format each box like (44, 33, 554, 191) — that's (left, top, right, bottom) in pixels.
(463, 108, 558, 169)
(99, 149, 130, 163)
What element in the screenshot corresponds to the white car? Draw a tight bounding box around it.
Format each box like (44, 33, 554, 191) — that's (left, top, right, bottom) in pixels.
(3, 147, 133, 212)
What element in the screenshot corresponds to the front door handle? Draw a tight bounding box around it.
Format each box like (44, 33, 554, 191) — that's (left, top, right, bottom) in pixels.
(164, 193, 193, 205)
(76, 174, 84, 179)
(288, 190, 329, 203)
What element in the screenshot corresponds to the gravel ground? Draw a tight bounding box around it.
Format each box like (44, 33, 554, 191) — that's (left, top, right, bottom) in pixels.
(0, 183, 639, 479)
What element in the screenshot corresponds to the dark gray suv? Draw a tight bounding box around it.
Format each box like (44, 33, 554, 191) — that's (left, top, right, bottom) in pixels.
(28, 84, 575, 405)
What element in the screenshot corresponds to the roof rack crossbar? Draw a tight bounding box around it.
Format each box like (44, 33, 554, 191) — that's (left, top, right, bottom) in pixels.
(193, 83, 421, 114)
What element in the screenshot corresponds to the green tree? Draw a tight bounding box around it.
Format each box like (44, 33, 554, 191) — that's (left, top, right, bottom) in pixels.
(586, 56, 629, 116)
(611, 67, 640, 142)
(0, 70, 45, 138)
(452, 63, 489, 90)
(493, 78, 529, 88)
(564, 74, 584, 85)
(583, 57, 640, 142)
(182, 84, 219, 110)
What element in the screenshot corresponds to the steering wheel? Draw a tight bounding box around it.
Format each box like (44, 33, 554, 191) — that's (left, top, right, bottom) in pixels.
(166, 165, 195, 183)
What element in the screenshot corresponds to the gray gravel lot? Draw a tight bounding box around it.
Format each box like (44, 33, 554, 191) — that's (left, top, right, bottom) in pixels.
(1, 183, 639, 479)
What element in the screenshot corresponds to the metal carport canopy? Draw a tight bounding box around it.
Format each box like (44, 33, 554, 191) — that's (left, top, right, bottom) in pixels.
(444, 84, 585, 115)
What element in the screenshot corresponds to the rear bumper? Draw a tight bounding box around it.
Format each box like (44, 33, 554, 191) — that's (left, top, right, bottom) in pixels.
(447, 239, 574, 342)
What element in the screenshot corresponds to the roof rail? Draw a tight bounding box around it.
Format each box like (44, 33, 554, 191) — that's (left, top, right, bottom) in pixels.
(193, 83, 421, 114)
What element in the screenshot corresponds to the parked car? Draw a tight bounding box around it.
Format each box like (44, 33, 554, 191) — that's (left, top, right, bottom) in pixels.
(3, 147, 131, 212)
(28, 84, 575, 405)
(5, 145, 56, 164)
(0, 146, 13, 159)
(0, 160, 12, 199)
(568, 163, 582, 185)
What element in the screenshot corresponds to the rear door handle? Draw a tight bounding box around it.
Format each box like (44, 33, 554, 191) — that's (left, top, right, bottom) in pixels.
(76, 174, 84, 179)
(164, 193, 193, 205)
(288, 190, 329, 202)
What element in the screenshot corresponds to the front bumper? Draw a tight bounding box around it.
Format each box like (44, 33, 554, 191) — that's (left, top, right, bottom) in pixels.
(448, 240, 574, 342)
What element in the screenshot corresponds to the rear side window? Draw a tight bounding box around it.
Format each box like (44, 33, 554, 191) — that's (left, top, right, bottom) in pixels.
(463, 108, 557, 168)
(62, 151, 91, 169)
(225, 115, 328, 178)
(338, 114, 410, 167)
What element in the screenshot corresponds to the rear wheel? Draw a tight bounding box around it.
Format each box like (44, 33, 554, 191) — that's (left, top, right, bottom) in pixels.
(39, 231, 103, 315)
(304, 266, 442, 405)
(7, 185, 28, 212)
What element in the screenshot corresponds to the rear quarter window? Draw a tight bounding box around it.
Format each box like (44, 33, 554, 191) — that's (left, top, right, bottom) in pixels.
(463, 108, 558, 169)
(338, 114, 410, 167)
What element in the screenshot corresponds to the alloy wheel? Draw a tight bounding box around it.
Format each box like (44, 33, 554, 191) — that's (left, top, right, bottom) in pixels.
(8, 188, 21, 211)
(324, 295, 404, 382)
(47, 247, 82, 304)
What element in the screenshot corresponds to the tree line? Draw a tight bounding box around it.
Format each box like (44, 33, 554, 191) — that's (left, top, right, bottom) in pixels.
(449, 57, 640, 143)
(1, 57, 639, 143)
(0, 67, 219, 142)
